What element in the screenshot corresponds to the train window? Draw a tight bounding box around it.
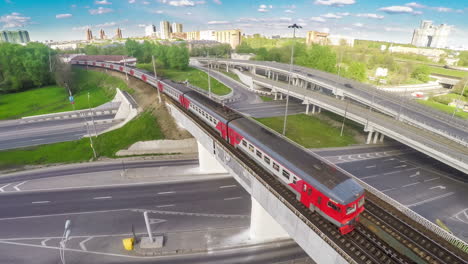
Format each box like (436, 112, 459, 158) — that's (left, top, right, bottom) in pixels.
(308, 188, 312, 196)
(346, 204, 356, 215)
(282, 169, 290, 179)
(293, 177, 297, 184)
(256, 150, 262, 158)
(327, 201, 341, 212)
(248, 144, 254, 152)
(317, 196, 322, 204)
(272, 162, 280, 171)
(264, 156, 270, 164)
(358, 197, 365, 207)
(242, 140, 247, 147)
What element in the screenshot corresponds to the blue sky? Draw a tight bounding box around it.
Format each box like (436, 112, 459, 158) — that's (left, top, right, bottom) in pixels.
(1, 0, 467, 47)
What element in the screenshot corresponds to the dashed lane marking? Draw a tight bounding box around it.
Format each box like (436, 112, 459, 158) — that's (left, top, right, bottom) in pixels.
(224, 197, 242, 201)
(156, 204, 175, 208)
(365, 165, 376, 168)
(381, 188, 396, 193)
(79, 237, 93, 251)
(157, 191, 175, 195)
(131, 209, 249, 219)
(219, 185, 237, 189)
(406, 192, 455, 208)
(424, 177, 440, 182)
(402, 182, 419, 188)
(394, 164, 407, 168)
(93, 196, 112, 200)
(31, 201, 50, 204)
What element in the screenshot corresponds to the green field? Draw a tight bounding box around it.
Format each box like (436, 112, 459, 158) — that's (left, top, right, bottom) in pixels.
(0, 112, 164, 170)
(255, 114, 357, 148)
(417, 99, 468, 119)
(219, 70, 241, 82)
(136, 64, 231, 96)
(428, 66, 468, 78)
(0, 69, 132, 120)
(260, 96, 273, 102)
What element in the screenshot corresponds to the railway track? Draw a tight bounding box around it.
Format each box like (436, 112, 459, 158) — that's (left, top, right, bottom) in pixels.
(363, 200, 467, 264)
(90, 65, 466, 264)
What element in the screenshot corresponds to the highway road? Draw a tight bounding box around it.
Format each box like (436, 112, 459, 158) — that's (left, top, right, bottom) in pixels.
(315, 144, 468, 242)
(0, 113, 116, 150)
(0, 159, 310, 263)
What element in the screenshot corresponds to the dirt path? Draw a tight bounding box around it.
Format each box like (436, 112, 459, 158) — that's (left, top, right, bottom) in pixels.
(92, 68, 192, 140)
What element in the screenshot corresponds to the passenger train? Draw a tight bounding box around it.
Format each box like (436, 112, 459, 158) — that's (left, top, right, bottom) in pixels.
(72, 59, 365, 234)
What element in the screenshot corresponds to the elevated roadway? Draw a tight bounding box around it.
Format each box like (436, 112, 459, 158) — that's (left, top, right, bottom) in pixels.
(195, 58, 468, 147)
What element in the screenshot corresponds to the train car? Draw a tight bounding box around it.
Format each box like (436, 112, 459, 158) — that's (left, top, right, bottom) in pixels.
(182, 91, 242, 140)
(159, 79, 192, 107)
(228, 117, 365, 234)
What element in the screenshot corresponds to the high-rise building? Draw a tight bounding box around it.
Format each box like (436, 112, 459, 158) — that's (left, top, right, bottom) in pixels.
(86, 28, 93, 41)
(214, 29, 242, 49)
(115, 28, 123, 39)
(186, 31, 200, 41)
(0, 30, 30, 44)
(159, 21, 171, 39)
(411, 20, 451, 48)
(200, 30, 216, 41)
(99, 29, 106, 40)
(171, 22, 183, 33)
(145, 25, 157, 37)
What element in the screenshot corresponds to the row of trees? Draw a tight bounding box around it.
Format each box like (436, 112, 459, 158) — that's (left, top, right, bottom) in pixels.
(0, 42, 55, 93)
(189, 44, 231, 58)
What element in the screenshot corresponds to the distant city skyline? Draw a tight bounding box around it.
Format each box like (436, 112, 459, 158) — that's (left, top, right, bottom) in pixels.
(0, 0, 467, 48)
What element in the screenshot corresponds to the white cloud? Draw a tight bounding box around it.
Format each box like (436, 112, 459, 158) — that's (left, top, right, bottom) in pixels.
(310, 17, 326, 22)
(213, 0, 222, 4)
(314, 0, 355, 7)
(143, 1, 150, 4)
(384, 27, 412, 32)
(71, 4, 77, 8)
(186, 12, 192, 15)
(128, 0, 136, 3)
(0, 12, 31, 28)
(166, 0, 204, 6)
(321, 13, 342, 19)
(72, 25, 90, 31)
(137, 24, 147, 27)
(207, 20, 229, 25)
(353, 22, 364, 27)
(356, 13, 384, 19)
(89, 7, 113, 15)
(285, 9, 294, 13)
(95, 21, 117, 28)
(56, 13, 72, 19)
(95, 0, 112, 5)
(258, 4, 273, 12)
(258, 8, 268, 12)
(433, 7, 452, 12)
(378, 6, 420, 14)
(151, 10, 164, 14)
(405, 2, 425, 8)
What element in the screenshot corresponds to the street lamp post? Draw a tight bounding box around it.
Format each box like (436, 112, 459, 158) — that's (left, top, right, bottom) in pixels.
(123, 56, 129, 81)
(365, 88, 376, 130)
(452, 80, 467, 118)
(152, 55, 162, 103)
(340, 100, 350, 136)
(206, 51, 212, 98)
(282, 23, 302, 136)
(87, 92, 98, 137)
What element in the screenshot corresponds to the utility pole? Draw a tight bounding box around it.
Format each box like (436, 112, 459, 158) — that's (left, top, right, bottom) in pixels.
(152, 55, 162, 103)
(340, 100, 350, 136)
(282, 23, 302, 136)
(123, 56, 128, 81)
(88, 92, 98, 137)
(365, 88, 376, 129)
(207, 51, 212, 98)
(452, 80, 467, 118)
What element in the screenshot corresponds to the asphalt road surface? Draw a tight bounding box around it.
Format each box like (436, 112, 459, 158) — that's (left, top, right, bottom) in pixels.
(315, 144, 468, 242)
(0, 114, 116, 150)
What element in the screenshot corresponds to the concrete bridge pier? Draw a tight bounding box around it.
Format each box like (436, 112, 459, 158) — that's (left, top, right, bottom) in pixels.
(379, 133, 385, 143)
(250, 197, 289, 241)
(373, 132, 380, 144)
(197, 141, 227, 173)
(366, 130, 374, 144)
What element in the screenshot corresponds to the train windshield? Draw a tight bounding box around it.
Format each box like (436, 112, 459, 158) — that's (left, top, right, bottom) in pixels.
(346, 204, 356, 215)
(358, 197, 365, 207)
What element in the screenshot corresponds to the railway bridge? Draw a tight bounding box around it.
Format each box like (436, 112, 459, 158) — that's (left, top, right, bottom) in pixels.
(71, 60, 468, 264)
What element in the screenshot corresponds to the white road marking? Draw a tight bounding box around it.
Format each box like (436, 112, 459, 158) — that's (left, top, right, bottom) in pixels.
(402, 182, 419, 188)
(365, 165, 376, 168)
(409, 171, 420, 178)
(219, 185, 237, 189)
(429, 185, 446, 190)
(93, 196, 112, 200)
(384, 158, 395, 161)
(31, 201, 50, 204)
(156, 204, 175, 208)
(13, 181, 27, 191)
(0, 183, 11, 192)
(360, 175, 378, 180)
(41, 238, 51, 246)
(31, 139, 43, 142)
(157, 191, 175, 195)
(394, 164, 407, 168)
(406, 192, 455, 208)
(79, 236, 93, 251)
(224, 197, 242, 201)
(0, 208, 129, 221)
(149, 218, 167, 225)
(424, 177, 440, 182)
(381, 188, 396, 193)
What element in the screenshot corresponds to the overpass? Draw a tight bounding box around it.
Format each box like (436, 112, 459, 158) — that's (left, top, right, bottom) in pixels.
(72, 60, 468, 264)
(194, 58, 468, 175)
(194, 58, 468, 146)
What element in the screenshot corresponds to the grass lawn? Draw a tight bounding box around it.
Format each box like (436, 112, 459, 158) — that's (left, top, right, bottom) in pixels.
(136, 64, 231, 96)
(434, 93, 468, 103)
(417, 99, 468, 119)
(0, 69, 132, 120)
(260, 96, 273, 102)
(0, 112, 164, 170)
(255, 114, 357, 148)
(218, 70, 241, 82)
(428, 66, 468, 78)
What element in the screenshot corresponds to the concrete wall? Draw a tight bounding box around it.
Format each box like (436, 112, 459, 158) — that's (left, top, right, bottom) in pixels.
(116, 138, 197, 156)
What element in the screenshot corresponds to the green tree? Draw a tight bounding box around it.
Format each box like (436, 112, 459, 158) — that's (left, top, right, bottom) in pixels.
(344, 62, 367, 82)
(295, 44, 337, 73)
(235, 42, 254, 53)
(411, 65, 430, 82)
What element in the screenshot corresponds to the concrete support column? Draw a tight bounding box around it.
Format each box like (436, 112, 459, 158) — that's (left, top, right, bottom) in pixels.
(379, 133, 385, 143)
(275, 73, 279, 81)
(373, 132, 379, 144)
(306, 104, 310, 115)
(267, 70, 271, 79)
(250, 197, 289, 241)
(317, 107, 321, 113)
(226, 64, 229, 72)
(280, 93, 283, 100)
(312, 104, 316, 114)
(197, 141, 226, 173)
(274, 93, 278, 100)
(366, 131, 373, 144)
